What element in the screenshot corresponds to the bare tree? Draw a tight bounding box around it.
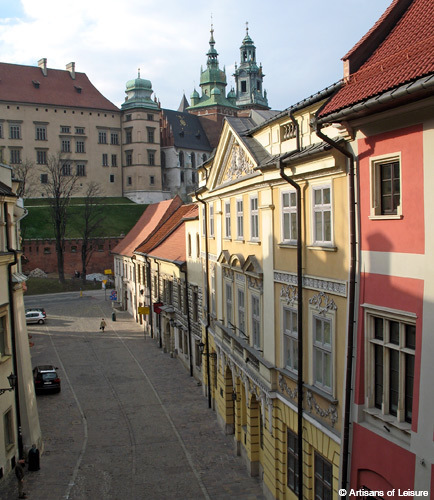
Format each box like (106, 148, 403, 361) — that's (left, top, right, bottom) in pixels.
(11, 159, 35, 198)
(78, 182, 104, 283)
(41, 153, 79, 283)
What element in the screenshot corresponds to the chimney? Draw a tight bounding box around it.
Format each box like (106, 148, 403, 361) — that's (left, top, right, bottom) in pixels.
(66, 62, 75, 80)
(38, 58, 47, 77)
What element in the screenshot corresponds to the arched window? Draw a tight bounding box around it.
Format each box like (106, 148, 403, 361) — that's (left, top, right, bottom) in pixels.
(179, 151, 184, 167)
(191, 153, 196, 169)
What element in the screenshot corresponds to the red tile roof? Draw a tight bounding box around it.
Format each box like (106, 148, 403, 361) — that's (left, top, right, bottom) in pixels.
(0, 62, 119, 111)
(320, 0, 434, 117)
(135, 204, 198, 260)
(111, 196, 183, 257)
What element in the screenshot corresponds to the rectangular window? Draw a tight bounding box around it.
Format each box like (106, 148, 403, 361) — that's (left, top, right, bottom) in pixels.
(282, 190, 297, 243)
(75, 127, 84, 134)
(4, 408, 14, 449)
(150, 175, 155, 185)
(287, 430, 299, 494)
(225, 282, 233, 326)
(147, 128, 155, 143)
(252, 295, 261, 349)
(313, 316, 332, 392)
(314, 452, 332, 500)
(102, 154, 109, 166)
(76, 164, 86, 177)
(111, 132, 119, 145)
(209, 204, 214, 237)
(237, 288, 245, 335)
(76, 140, 85, 153)
(371, 156, 401, 217)
(224, 202, 231, 238)
(284, 307, 298, 372)
(0, 316, 6, 357)
(40, 174, 48, 184)
(98, 131, 107, 144)
(126, 151, 133, 166)
(313, 186, 332, 245)
(211, 275, 216, 317)
(111, 154, 117, 167)
(127, 176, 132, 185)
(192, 290, 198, 322)
(250, 196, 259, 240)
(9, 124, 21, 139)
(202, 206, 206, 235)
(236, 199, 244, 239)
(125, 130, 132, 144)
(35, 125, 47, 141)
(62, 163, 71, 176)
(110, 174, 115, 183)
(61, 139, 70, 153)
(148, 150, 155, 166)
(367, 311, 415, 423)
(147, 114, 154, 121)
(10, 149, 21, 164)
(61, 126, 71, 133)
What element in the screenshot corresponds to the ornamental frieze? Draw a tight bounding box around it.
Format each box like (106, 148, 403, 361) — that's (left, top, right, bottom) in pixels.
(278, 373, 298, 401)
(306, 390, 338, 427)
(274, 271, 347, 297)
(309, 291, 337, 315)
(222, 144, 255, 183)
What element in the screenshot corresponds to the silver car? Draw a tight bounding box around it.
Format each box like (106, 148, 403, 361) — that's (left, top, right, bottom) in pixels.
(26, 310, 46, 324)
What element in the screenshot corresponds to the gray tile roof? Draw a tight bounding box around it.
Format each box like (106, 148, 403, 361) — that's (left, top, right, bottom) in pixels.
(162, 109, 212, 151)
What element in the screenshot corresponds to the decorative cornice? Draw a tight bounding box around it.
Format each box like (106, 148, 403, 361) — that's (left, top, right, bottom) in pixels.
(309, 291, 337, 315)
(306, 389, 338, 427)
(274, 271, 347, 297)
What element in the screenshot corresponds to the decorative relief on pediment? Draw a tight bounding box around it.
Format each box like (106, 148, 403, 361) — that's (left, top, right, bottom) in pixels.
(221, 143, 254, 183)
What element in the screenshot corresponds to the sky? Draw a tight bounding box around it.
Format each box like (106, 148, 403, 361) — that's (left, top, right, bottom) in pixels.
(0, 0, 393, 112)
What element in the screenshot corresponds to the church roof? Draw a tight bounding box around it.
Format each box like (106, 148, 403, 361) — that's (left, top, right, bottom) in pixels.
(177, 94, 190, 112)
(161, 109, 212, 151)
(0, 61, 119, 111)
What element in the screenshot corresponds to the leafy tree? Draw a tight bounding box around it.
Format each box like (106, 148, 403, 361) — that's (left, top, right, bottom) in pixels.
(41, 153, 79, 283)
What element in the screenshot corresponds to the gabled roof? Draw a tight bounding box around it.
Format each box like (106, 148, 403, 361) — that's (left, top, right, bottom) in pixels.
(111, 196, 183, 257)
(320, 0, 434, 117)
(0, 62, 119, 111)
(161, 109, 213, 151)
(134, 204, 198, 258)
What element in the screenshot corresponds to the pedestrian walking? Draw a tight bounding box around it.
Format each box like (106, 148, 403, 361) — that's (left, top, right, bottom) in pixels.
(15, 459, 27, 499)
(28, 444, 40, 471)
(99, 318, 106, 333)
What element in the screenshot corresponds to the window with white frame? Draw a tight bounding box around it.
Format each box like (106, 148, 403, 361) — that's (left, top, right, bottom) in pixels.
(250, 196, 259, 240)
(209, 203, 214, 237)
(313, 315, 332, 393)
(251, 294, 261, 349)
(312, 185, 332, 245)
(282, 190, 297, 243)
(283, 307, 298, 372)
(237, 288, 245, 335)
(35, 125, 47, 141)
(202, 206, 206, 235)
(9, 124, 21, 139)
(211, 274, 216, 317)
(370, 155, 401, 217)
(225, 282, 233, 326)
(236, 199, 244, 239)
(225, 201, 231, 238)
(366, 308, 415, 423)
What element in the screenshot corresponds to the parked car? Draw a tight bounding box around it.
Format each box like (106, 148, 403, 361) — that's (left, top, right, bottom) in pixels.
(26, 310, 46, 324)
(33, 365, 61, 393)
(26, 307, 46, 318)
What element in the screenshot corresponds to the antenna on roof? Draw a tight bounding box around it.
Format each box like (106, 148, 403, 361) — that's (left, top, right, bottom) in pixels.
(138, 67, 140, 78)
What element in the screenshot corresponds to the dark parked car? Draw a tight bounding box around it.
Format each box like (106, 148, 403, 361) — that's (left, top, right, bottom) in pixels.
(33, 365, 61, 393)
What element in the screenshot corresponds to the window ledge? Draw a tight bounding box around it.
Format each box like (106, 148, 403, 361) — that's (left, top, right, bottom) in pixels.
(248, 240, 261, 245)
(278, 242, 297, 248)
(0, 354, 12, 365)
(223, 237, 232, 241)
(307, 245, 337, 252)
(235, 238, 245, 243)
(304, 382, 337, 405)
(364, 407, 411, 433)
(369, 214, 403, 220)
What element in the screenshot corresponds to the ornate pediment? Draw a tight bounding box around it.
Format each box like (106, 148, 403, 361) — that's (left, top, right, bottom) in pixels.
(217, 140, 255, 186)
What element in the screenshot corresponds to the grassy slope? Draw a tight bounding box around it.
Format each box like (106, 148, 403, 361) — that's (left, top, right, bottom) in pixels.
(22, 198, 148, 239)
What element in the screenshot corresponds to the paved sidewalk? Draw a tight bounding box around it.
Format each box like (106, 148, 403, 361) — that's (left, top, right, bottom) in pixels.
(1, 292, 265, 499)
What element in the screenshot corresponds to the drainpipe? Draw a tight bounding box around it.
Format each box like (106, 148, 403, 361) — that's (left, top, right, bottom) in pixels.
(313, 116, 356, 493)
(145, 256, 154, 339)
(5, 202, 24, 459)
(278, 109, 303, 498)
(154, 259, 162, 348)
(195, 190, 212, 409)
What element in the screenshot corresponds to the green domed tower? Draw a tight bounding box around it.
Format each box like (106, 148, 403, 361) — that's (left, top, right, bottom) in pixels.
(233, 24, 269, 110)
(121, 71, 159, 111)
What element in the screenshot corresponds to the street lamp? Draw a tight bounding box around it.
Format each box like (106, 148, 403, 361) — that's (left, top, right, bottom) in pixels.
(0, 372, 17, 395)
(198, 342, 217, 359)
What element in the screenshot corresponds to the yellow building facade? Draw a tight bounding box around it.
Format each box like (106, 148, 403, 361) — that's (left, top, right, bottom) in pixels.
(194, 86, 351, 499)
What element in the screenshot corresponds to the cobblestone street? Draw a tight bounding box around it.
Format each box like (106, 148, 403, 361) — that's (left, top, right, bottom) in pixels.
(1, 290, 264, 500)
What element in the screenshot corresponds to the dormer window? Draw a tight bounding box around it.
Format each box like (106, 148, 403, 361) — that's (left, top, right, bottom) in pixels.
(74, 85, 82, 93)
(32, 80, 40, 89)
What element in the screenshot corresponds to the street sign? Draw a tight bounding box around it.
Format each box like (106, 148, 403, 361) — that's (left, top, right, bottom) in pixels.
(138, 306, 150, 315)
(104, 269, 113, 275)
(110, 290, 117, 301)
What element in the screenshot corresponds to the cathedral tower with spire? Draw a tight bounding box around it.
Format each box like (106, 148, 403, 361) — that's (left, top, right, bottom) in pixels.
(233, 24, 269, 110)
